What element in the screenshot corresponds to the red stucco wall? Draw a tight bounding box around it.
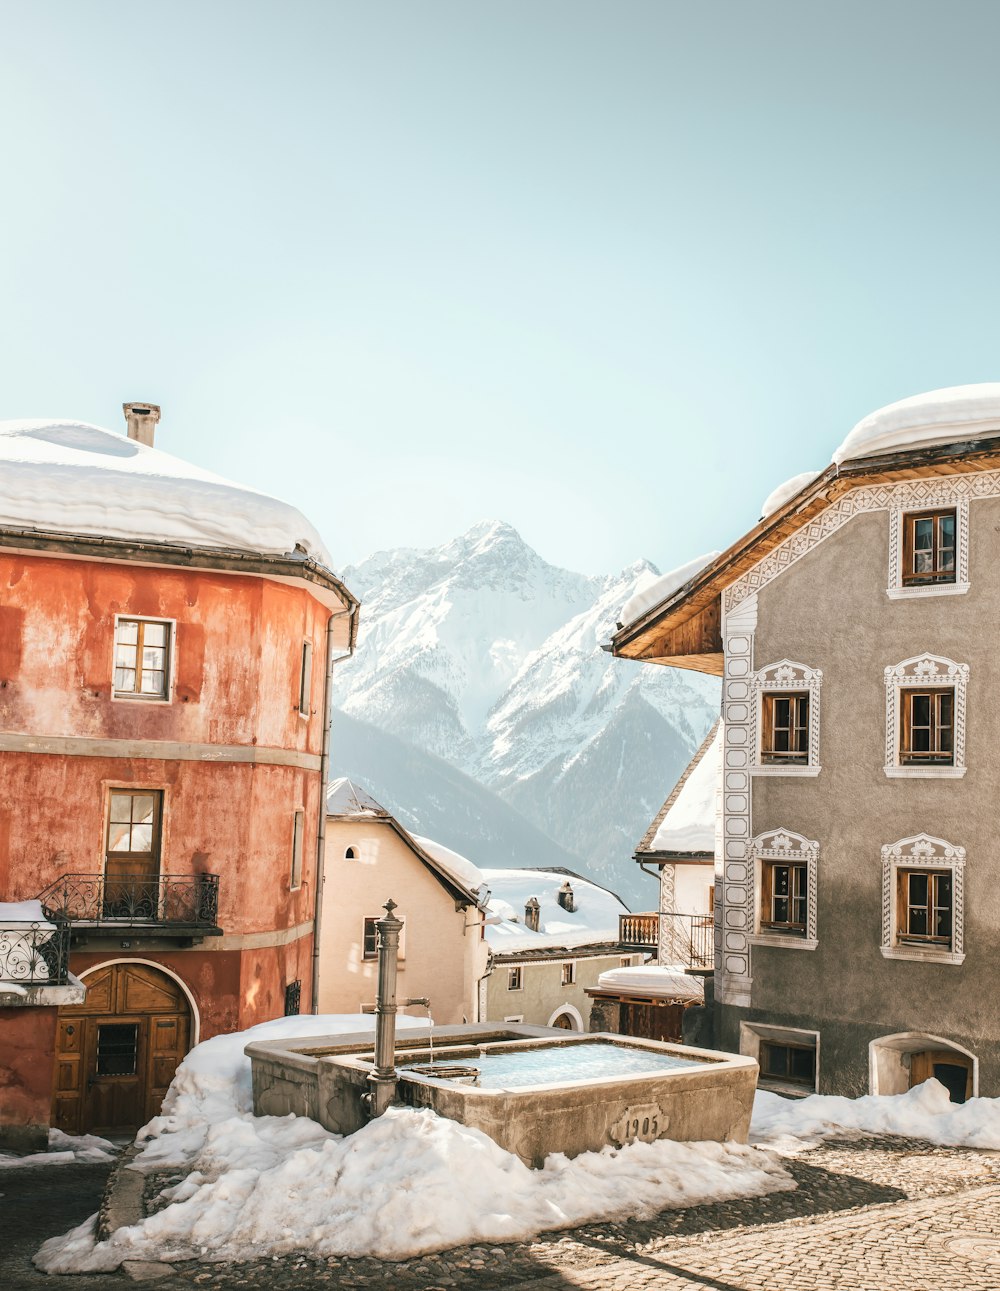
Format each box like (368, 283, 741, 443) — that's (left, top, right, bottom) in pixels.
(0, 1007, 58, 1151)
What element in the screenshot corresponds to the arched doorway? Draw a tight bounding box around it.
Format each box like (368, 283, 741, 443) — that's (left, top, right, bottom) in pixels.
(547, 1004, 584, 1032)
(870, 1032, 977, 1103)
(53, 962, 192, 1135)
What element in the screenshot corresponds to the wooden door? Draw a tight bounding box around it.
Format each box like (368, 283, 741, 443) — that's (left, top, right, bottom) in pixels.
(54, 963, 191, 1134)
(909, 1049, 973, 1103)
(621, 1001, 685, 1043)
(104, 791, 162, 918)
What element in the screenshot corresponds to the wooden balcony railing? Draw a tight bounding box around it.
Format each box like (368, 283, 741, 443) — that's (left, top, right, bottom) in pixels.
(619, 912, 660, 949)
(619, 911, 715, 970)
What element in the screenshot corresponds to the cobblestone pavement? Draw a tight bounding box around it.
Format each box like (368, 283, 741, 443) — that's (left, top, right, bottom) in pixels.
(5, 1136, 1000, 1290)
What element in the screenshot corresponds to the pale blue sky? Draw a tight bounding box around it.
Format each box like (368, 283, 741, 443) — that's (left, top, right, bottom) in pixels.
(2, 1, 999, 576)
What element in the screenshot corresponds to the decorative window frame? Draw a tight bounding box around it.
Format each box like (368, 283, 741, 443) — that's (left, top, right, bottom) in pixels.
(748, 828, 818, 951)
(880, 833, 966, 965)
(751, 660, 822, 776)
(887, 499, 970, 600)
(883, 654, 968, 779)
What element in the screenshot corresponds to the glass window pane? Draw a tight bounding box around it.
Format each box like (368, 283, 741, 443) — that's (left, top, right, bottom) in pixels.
(114, 667, 136, 692)
(116, 620, 139, 644)
(107, 822, 132, 851)
(130, 824, 153, 853)
(773, 897, 789, 923)
(764, 1046, 788, 1077)
(142, 645, 165, 668)
(939, 514, 955, 543)
(913, 518, 934, 549)
(909, 873, 928, 905)
(109, 793, 135, 823)
(909, 909, 928, 935)
(790, 1048, 815, 1080)
(96, 1023, 139, 1076)
(774, 867, 790, 897)
(132, 795, 156, 824)
(143, 623, 167, 646)
(115, 644, 137, 667)
(141, 670, 165, 695)
(912, 694, 931, 724)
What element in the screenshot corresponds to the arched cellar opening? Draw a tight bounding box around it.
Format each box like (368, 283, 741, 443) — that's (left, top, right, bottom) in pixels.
(870, 1032, 976, 1103)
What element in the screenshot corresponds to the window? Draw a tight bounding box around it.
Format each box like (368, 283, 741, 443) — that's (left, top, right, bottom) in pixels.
(884, 655, 967, 779)
(897, 870, 952, 946)
(752, 661, 822, 775)
(761, 1040, 816, 1088)
(619, 956, 633, 968)
(901, 689, 954, 764)
(362, 916, 405, 961)
(290, 810, 304, 890)
(881, 833, 966, 965)
(749, 828, 818, 950)
(761, 693, 809, 763)
(284, 980, 302, 1016)
(561, 962, 576, 986)
(96, 1022, 139, 1076)
(345, 846, 356, 860)
(760, 861, 807, 935)
(507, 966, 523, 991)
(298, 641, 313, 717)
(903, 509, 956, 586)
(113, 618, 171, 700)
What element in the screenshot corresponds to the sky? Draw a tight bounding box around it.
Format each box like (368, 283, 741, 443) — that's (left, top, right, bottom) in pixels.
(2, 1, 1000, 579)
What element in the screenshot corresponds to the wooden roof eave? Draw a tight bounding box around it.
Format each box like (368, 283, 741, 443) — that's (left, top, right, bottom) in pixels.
(612, 434, 1000, 670)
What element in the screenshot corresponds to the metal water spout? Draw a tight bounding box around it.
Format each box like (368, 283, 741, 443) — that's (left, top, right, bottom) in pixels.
(365, 899, 404, 1118)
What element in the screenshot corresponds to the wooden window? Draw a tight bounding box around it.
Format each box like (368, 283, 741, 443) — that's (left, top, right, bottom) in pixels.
(561, 962, 576, 986)
(760, 861, 807, 935)
(507, 966, 523, 991)
(901, 689, 954, 764)
(903, 509, 957, 585)
(897, 869, 952, 946)
(114, 618, 171, 699)
(761, 693, 809, 762)
(619, 956, 632, 968)
(760, 1040, 816, 1087)
(362, 917, 379, 960)
(298, 641, 313, 716)
(290, 810, 304, 889)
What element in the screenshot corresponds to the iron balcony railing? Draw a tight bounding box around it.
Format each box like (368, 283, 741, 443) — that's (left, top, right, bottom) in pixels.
(619, 911, 715, 970)
(38, 873, 221, 930)
(0, 920, 71, 986)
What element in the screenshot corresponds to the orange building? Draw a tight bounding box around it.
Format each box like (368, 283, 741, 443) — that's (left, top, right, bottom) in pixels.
(0, 405, 357, 1148)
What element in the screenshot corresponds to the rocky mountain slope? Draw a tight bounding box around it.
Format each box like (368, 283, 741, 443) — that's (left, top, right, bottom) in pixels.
(332, 522, 719, 908)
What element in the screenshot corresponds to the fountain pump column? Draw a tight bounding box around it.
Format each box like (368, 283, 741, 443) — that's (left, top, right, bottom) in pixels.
(367, 898, 403, 1117)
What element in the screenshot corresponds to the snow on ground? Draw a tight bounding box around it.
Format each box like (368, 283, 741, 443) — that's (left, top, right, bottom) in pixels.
(751, 1078, 1000, 1153)
(35, 1013, 791, 1272)
(0, 1129, 118, 1169)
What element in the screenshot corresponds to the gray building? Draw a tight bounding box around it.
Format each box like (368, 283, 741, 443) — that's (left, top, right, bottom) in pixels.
(612, 384, 1000, 1102)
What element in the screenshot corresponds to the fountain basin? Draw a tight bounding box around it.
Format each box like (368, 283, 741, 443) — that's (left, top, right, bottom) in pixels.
(247, 1024, 758, 1166)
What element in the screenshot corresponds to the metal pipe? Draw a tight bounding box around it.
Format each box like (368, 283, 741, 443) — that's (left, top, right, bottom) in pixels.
(366, 899, 404, 1116)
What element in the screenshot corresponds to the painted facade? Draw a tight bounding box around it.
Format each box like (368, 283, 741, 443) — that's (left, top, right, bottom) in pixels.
(0, 410, 357, 1147)
(612, 386, 1000, 1100)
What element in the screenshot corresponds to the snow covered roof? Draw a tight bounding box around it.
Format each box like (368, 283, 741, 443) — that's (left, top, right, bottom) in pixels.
(326, 777, 389, 818)
(595, 965, 704, 1001)
(411, 835, 490, 906)
(618, 551, 721, 631)
(759, 470, 823, 520)
(0, 419, 333, 568)
(833, 383, 1000, 465)
(481, 868, 627, 955)
(638, 720, 721, 858)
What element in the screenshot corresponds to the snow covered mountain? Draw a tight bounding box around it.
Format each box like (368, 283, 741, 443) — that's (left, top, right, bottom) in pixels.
(332, 522, 719, 908)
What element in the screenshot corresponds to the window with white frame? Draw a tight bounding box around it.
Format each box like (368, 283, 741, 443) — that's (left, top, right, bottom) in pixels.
(884, 655, 968, 778)
(561, 962, 576, 986)
(751, 661, 822, 775)
(888, 500, 969, 600)
(881, 834, 966, 965)
(113, 617, 172, 700)
(298, 641, 313, 717)
(507, 966, 523, 991)
(749, 828, 818, 951)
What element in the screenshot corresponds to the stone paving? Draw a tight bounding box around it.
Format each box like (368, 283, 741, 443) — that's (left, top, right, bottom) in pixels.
(5, 1135, 1000, 1289)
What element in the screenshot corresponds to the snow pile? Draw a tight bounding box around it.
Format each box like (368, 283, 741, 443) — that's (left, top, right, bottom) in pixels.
(0, 420, 332, 567)
(596, 966, 704, 1002)
(759, 470, 822, 519)
(648, 723, 721, 855)
(833, 384, 1000, 465)
(412, 834, 490, 905)
(619, 551, 721, 630)
(0, 1129, 118, 1169)
(751, 1078, 1000, 1152)
(482, 869, 627, 952)
(36, 1013, 791, 1271)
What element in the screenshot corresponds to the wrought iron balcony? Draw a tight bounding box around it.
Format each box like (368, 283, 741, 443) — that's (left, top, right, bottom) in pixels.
(37, 873, 222, 940)
(619, 911, 715, 971)
(0, 921, 71, 986)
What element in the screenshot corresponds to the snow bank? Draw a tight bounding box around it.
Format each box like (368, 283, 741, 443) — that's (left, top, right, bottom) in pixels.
(751, 1078, 1000, 1152)
(596, 966, 704, 1002)
(36, 1013, 791, 1271)
(833, 383, 1000, 465)
(0, 420, 332, 567)
(482, 868, 626, 952)
(0, 1129, 118, 1169)
(759, 470, 822, 519)
(648, 723, 721, 855)
(619, 552, 720, 630)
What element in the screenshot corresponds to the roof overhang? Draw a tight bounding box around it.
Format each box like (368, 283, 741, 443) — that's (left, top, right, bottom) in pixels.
(612, 434, 1000, 672)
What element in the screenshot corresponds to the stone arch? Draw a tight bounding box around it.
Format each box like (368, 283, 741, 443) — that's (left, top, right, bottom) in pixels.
(77, 957, 201, 1044)
(547, 1004, 584, 1032)
(869, 1031, 978, 1100)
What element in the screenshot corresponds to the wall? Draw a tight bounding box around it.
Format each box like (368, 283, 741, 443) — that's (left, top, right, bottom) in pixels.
(486, 951, 628, 1028)
(0, 1006, 58, 1151)
(319, 819, 486, 1025)
(730, 492, 1000, 1093)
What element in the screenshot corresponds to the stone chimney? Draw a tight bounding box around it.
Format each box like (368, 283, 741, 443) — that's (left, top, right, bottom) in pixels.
(524, 897, 540, 932)
(123, 402, 161, 447)
(557, 880, 575, 913)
